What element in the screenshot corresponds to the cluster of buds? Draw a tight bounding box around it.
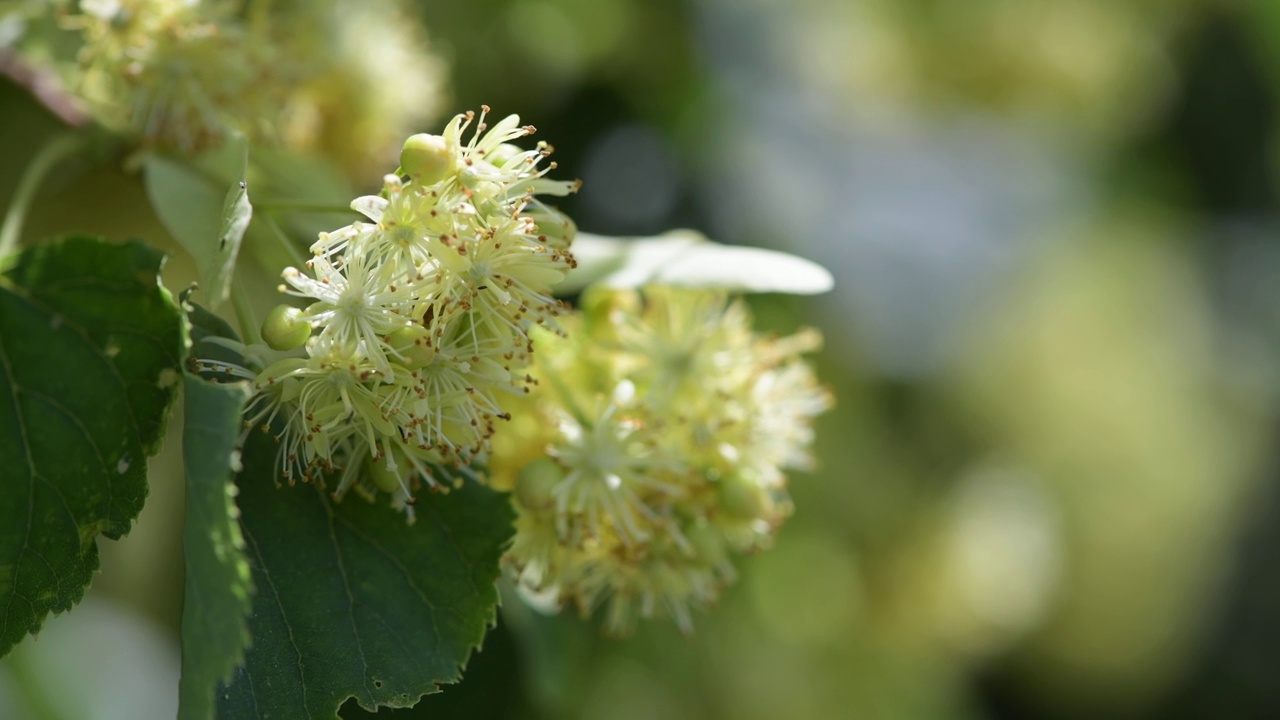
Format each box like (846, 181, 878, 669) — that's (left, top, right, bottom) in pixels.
(222, 109, 578, 520)
(491, 287, 832, 633)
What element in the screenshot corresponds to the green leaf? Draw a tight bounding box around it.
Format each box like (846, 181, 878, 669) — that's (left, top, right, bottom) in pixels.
(179, 374, 253, 720)
(179, 290, 250, 379)
(218, 438, 515, 719)
(144, 152, 221, 269)
(181, 287, 241, 346)
(565, 230, 835, 295)
(239, 147, 356, 275)
(144, 135, 251, 309)
(208, 178, 253, 308)
(0, 236, 183, 657)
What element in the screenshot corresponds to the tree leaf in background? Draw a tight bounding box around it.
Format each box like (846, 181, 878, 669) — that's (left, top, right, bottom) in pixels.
(144, 134, 251, 309)
(565, 230, 835, 295)
(218, 438, 515, 719)
(143, 152, 221, 268)
(178, 373, 253, 720)
(0, 236, 183, 656)
(240, 146, 358, 276)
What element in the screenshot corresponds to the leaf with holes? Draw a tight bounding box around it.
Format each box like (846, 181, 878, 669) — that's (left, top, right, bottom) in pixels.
(217, 433, 514, 718)
(0, 236, 184, 657)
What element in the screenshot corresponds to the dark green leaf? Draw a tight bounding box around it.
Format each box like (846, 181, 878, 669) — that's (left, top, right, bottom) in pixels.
(0, 236, 183, 656)
(218, 438, 515, 719)
(180, 288, 241, 347)
(179, 286, 249, 380)
(179, 374, 253, 720)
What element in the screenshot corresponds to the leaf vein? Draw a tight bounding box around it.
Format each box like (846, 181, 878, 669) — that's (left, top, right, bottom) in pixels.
(242, 522, 314, 719)
(331, 515, 456, 653)
(5, 285, 145, 438)
(319, 489, 375, 706)
(0, 313, 38, 641)
(23, 388, 113, 542)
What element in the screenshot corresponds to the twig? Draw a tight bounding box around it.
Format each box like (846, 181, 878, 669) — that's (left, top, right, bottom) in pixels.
(0, 48, 90, 128)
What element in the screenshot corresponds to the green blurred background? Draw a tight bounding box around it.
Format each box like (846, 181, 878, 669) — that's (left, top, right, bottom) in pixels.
(5, 0, 1280, 718)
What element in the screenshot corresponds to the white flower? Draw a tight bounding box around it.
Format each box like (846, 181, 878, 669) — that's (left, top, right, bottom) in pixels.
(548, 384, 684, 545)
(497, 286, 831, 632)
(281, 252, 417, 375)
(225, 111, 580, 520)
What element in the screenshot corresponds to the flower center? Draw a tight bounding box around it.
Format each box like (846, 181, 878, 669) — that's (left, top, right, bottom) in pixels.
(337, 287, 367, 315)
(388, 225, 417, 247)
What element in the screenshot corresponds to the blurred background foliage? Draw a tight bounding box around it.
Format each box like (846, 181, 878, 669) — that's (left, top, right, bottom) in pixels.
(3, 0, 1280, 718)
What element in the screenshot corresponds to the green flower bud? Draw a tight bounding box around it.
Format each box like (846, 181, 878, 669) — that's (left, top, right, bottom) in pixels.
(486, 142, 523, 168)
(580, 287, 639, 335)
(365, 456, 404, 494)
(718, 474, 767, 521)
(261, 304, 311, 351)
(400, 133, 451, 184)
(387, 327, 435, 368)
(516, 458, 564, 514)
(687, 521, 725, 565)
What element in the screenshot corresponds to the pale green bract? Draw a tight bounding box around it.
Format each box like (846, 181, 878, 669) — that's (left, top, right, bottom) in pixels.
(565, 229, 835, 296)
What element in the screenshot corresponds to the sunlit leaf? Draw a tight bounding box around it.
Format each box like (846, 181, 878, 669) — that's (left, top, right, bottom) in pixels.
(207, 178, 253, 308)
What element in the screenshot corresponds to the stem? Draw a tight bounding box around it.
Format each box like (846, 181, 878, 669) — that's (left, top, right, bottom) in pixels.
(0, 49, 90, 128)
(262, 212, 308, 268)
(4, 646, 68, 720)
(232, 284, 261, 346)
(255, 199, 358, 214)
(0, 134, 85, 259)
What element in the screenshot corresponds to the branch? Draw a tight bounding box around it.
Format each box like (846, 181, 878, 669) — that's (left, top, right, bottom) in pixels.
(0, 47, 90, 128)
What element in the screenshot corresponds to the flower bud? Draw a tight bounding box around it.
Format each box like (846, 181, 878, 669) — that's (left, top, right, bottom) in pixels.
(400, 133, 450, 184)
(387, 327, 435, 368)
(686, 521, 726, 565)
(516, 458, 564, 515)
(261, 304, 311, 351)
(366, 456, 404, 494)
(718, 473, 767, 521)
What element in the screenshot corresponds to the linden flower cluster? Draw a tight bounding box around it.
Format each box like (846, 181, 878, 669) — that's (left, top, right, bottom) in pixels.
(227, 109, 578, 521)
(67, 0, 282, 150)
(57, 0, 445, 165)
(490, 287, 832, 633)
(274, 0, 447, 181)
